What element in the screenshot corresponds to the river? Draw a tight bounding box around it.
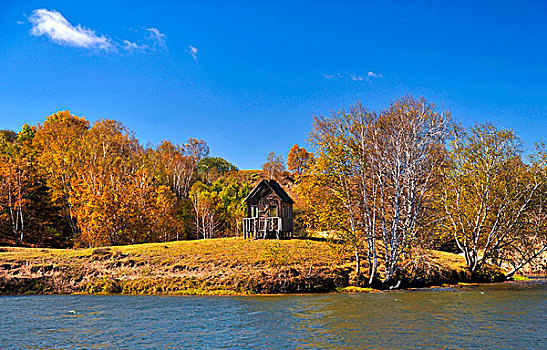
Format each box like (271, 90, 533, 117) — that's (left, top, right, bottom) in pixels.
(1, 279, 545, 349)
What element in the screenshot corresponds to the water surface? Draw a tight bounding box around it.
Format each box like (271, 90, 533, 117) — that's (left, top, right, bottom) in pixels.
(1, 279, 545, 349)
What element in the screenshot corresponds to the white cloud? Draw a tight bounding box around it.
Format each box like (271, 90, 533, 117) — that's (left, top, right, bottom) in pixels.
(322, 72, 383, 81)
(123, 40, 147, 50)
(187, 45, 198, 61)
(146, 27, 166, 47)
(28, 9, 113, 51)
(27, 9, 168, 54)
(367, 71, 383, 78)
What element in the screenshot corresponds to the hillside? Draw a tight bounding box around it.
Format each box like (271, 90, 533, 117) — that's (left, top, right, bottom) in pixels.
(0, 237, 501, 296)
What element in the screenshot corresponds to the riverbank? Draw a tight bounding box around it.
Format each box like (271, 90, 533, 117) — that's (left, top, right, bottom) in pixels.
(0, 238, 509, 295)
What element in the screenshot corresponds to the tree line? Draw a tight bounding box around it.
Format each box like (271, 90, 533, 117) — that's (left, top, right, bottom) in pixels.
(0, 111, 251, 247)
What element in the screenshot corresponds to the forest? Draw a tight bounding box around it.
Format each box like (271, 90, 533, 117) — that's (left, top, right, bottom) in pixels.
(0, 111, 252, 248)
(1, 96, 546, 284)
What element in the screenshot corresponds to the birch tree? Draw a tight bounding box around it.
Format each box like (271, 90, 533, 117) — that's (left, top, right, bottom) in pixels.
(262, 152, 285, 181)
(308, 97, 449, 287)
(0, 154, 28, 245)
(373, 97, 449, 286)
(441, 124, 547, 276)
(153, 139, 209, 198)
(309, 116, 362, 275)
(190, 182, 221, 239)
(0, 126, 37, 245)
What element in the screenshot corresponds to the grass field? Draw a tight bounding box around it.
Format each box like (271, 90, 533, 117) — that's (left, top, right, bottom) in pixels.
(0, 238, 353, 295)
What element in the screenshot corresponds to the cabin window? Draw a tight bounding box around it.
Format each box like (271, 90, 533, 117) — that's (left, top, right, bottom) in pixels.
(251, 206, 258, 217)
(270, 206, 278, 217)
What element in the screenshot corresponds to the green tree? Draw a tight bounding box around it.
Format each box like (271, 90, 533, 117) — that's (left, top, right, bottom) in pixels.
(198, 156, 237, 183)
(211, 176, 251, 236)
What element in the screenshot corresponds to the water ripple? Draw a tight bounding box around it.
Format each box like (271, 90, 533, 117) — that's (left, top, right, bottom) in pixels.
(0, 279, 545, 349)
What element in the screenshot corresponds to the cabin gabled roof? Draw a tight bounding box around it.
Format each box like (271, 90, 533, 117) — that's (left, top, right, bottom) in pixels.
(243, 179, 294, 204)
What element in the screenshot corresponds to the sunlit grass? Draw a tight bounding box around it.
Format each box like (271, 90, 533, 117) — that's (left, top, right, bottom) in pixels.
(426, 250, 467, 271)
(338, 286, 376, 293)
(0, 237, 477, 295)
(511, 275, 529, 281)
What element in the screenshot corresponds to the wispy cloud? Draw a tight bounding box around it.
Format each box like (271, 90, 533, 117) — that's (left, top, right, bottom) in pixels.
(123, 40, 147, 51)
(187, 45, 198, 61)
(28, 9, 113, 50)
(27, 9, 169, 54)
(322, 71, 383, 82)
(145, 27, 166, 47)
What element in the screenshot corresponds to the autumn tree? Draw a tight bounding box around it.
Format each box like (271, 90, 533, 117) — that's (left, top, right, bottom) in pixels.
(185, 138, 210, 162)
(0, 125, 41, 245)
(0, 131, 20, 244)
(441, 124, 547, 276)
(65, 119, 172, 246)
(307, 97, 450, 287)
(149, 184, 180, 242)
(0, 146, 26, 244)
(262, 152, 285, 180)
(307, 106, 370, 278)
(287, 144, 314, 176)
(148, 139, 210, 240)
(33, 111, 89, 241)
(152, 139, 209, 198)
(188, 175, 251, 239)
(371, 97, 449, 285)
(502, 147, 547, 277)
(190, 182, 221, 239)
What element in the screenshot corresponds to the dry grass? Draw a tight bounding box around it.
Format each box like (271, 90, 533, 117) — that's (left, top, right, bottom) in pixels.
(338, 286, 376, 293)
(0, 238, 479, 295)
(426, 249, 467, 271)
(0, 238, 351, 295)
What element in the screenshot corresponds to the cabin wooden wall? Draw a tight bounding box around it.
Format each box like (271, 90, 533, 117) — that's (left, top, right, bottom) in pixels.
(244, 183, 293, 233)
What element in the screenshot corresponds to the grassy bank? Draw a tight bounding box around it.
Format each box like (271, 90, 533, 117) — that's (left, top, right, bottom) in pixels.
(0, 238, 503, 295)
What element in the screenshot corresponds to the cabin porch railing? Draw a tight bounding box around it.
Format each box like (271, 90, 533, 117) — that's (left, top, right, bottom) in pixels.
(242, 217, 282, 239)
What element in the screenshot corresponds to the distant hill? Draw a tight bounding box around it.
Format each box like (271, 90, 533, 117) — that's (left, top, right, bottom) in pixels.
(236, 169, 296, 198)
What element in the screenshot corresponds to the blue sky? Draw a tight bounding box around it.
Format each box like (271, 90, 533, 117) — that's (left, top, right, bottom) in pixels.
(1, 1, 546, 168)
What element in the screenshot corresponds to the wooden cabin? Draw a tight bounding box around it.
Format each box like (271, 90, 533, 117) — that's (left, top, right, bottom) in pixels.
(242, 179, 294, 239)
